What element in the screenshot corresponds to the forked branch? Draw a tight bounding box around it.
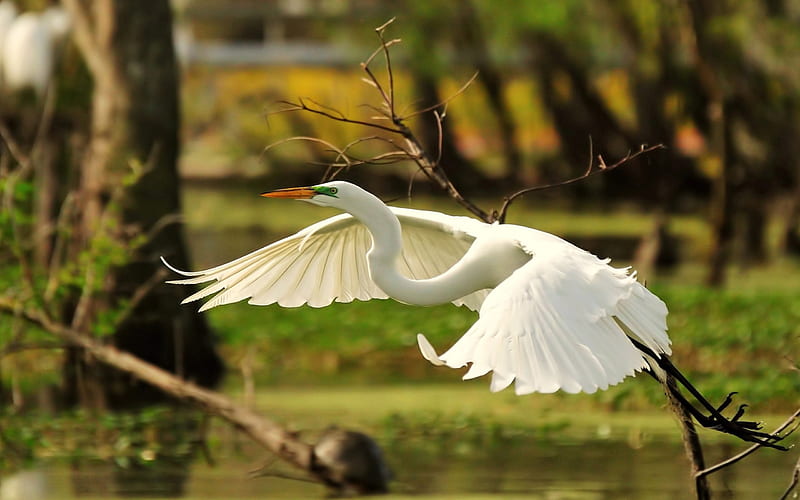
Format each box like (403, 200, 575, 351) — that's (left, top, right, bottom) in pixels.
(496, 143, 666, 223)
(696, 408, 799, 480)
(267, 19, 662, 226)
(267, 20, 492, 221)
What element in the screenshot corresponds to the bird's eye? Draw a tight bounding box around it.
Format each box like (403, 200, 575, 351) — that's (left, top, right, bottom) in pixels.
(329, 187, 338, 194)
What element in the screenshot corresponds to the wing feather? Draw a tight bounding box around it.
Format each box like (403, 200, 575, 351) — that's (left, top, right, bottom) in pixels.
(164, 207, 487, 311)
(418, 228, 671, 395)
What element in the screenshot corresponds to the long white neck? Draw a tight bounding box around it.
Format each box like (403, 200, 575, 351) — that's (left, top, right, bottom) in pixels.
(342, 187, 494, 306)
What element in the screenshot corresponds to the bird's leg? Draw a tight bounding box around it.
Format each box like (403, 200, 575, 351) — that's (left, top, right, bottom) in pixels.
(656, 353, 766, 431)
(629, 338, 787, 450)
(660, 373, 788, 449)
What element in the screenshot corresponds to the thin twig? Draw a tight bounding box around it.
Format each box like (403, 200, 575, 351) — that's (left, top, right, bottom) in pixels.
(112, 268, 170, 329)
(277, 99, 402, 135)
(327, 136, 397, 177)
(45, 192, 76, 303)
(32, 81, 57, 152)
(1, 341, 68, 357)
(402, 72, 480, 120)
(263, 19, 492, 222)
(360, 102, 392, 121)
(365, 32, 489, 220)
(0, 121, 31, 166)
(780, 453, 800, 500)
(376, 18, 397, 120)
(263, 135, 349, 159)
(696, 408, 800, 479)
(433, 109, 445, 167)
(496, 143, 666, 223)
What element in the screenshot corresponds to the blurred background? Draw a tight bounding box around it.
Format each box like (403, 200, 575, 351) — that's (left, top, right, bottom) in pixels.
(0, 0, 798, 498)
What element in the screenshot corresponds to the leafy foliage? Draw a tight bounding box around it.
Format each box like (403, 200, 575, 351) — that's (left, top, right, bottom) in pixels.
(0, 407, 204, 472)
(0, 148, 150, 403)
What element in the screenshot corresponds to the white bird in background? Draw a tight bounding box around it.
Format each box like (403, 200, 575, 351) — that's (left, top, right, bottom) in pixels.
(164, 181, 783, 447)
(0, 1, 18, 76)
(1, 5, 70, 95)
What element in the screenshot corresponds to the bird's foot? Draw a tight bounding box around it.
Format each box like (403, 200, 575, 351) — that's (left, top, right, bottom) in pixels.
(712, 393, 761, 430)
(698, 394, 787, 450)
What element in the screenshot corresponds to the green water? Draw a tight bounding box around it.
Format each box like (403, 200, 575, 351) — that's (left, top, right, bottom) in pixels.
(4, 384, 796, 499)
(6, 436, 795, 499)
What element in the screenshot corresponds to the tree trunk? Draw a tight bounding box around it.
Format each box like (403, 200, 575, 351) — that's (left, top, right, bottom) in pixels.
(456, 1, 523, 185)
(61, 0, 223, 409)
(742, 195, 768, 265)
(705, 100, 736, 287)
(685, 0, 737, 287)
(411, 72, 486, 193)
(784, 180, 800, 256)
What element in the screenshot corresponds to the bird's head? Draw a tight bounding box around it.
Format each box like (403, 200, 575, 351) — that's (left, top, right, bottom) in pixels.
(260, 181, 359, 209)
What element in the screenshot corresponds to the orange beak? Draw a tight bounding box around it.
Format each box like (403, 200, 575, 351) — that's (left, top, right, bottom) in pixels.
(260, 187, 316, 199)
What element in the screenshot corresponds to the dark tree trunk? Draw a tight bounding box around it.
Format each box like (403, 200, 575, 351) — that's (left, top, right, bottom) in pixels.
(61, 0, 223, 409)
(456, 1, 523, 185)
(705, 100, 737, 287)
(411, 72, 486, 193)
(527, 31, 637, 200)
(684, 0, 738, 287)
(742, 195, 769, 265)
(783, 181, 800, 256)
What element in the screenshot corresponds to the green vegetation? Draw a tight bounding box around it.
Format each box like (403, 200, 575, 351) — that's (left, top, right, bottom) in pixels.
(205, 283, 798, 411)
(0, 407, 203, 470)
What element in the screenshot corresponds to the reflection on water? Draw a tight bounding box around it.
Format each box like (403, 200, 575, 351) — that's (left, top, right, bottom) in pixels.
(5, 437, 794, 499)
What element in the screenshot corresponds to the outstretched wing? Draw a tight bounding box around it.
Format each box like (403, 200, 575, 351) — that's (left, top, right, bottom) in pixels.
(418, 227, 671, 395)
(163, 207, 489, 312)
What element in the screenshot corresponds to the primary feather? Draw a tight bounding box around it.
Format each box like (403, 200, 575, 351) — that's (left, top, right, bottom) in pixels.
(163, 207, 488, 311)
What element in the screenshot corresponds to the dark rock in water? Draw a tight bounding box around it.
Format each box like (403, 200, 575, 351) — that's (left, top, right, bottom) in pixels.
(311, 428, 392, 496)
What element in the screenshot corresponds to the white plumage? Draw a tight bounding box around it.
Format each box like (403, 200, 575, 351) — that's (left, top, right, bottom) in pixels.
(164, 181, 671, 395)
(164, 208, 488, 311)
(1, 6, 70, 95)
(3, 12, 52, 94)
(0, 1, 17, 85)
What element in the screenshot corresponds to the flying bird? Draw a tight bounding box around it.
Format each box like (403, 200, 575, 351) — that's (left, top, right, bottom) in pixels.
(163, 181, 783, 448)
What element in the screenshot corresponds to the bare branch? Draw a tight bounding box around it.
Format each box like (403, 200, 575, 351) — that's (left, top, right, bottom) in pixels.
(496, 144, 666, 223)
(433, 109, 445, 168)
(374, 16, 397, 35)
(402, 72, 480, 120)
(359, 103, 393, 121)
(780, 453, 800, 500)
(696, 408, 800, 480)
(375, 18, 397, 120)
(263, 135, 349, 160)
(1, 341, 68, 357)
(263, 19, 491, 222)
(277, 98, 402, 135)
(0, 295, 321, 483)
(0, 121, 32, 166)
(112, 268, 170, 328)
(45, 193, 76, 303)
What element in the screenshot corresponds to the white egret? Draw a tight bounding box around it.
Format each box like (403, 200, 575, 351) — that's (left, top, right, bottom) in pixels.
(0, 1, 17, 83)
(2, 6, 69, 95)
(164, 181, 783, 447)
